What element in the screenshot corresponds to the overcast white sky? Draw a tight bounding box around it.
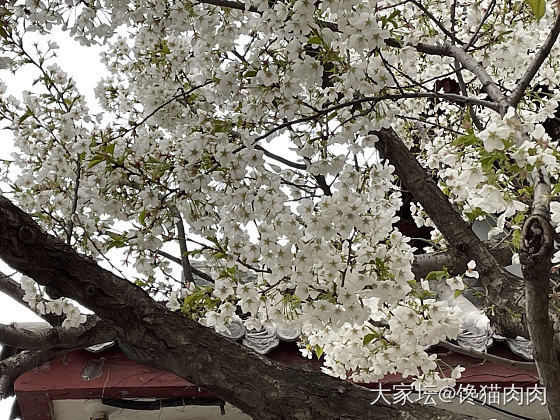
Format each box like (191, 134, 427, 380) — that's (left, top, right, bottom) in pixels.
(0, 29, 107, 419)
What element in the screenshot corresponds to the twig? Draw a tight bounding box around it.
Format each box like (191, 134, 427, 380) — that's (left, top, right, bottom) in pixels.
(465, 0, 496, 50)
(454, 60, 483, 130)
(66, 157, 81, 245)
(112, 82, 212, 141)
(509, 13, 560, 108)
(155, 250, 215, 283)
(408, 0, 464, 45)
(444, 42, 509, 114)
(256, 91, 500, 143)
(170, 206, 194, 285)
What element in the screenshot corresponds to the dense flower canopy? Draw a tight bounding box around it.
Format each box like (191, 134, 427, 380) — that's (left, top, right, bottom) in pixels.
(1, 0, 559, 392)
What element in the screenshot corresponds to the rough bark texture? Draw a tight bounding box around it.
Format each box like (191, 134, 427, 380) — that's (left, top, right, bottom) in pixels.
(0, 196, 473, 419)
(520, 177, 560, 420)
(0, 318, 114, 350)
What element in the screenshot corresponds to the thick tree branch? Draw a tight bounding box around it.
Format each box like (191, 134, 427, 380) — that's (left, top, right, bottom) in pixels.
(376, 128, 526, 337)
(519, 174, 560, 419)
(509, 14, 560, 108)
(0, 196, 472, 419)
(0, 318, 115, 350)
(444, 43, 509, 114)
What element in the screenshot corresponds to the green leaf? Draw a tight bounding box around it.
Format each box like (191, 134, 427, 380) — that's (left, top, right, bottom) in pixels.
(314, 345, 323, 359)
(527, 0, 546, 20)
(425, 270, 446, 281)
(139, 209, 147, 226)
(244, 70, 257, 78)
(465, 207, 485, 223)
(454, 289, 463, 298)
(512, 229, 522, 249)
(87, 155, 105, 169)
(18, 110, 33, 125)
(452, 131, 479, 147)
(363, 333, 377, 346)
(307, 36, 322, 45)
(106, 143, 115, 155)
(0, 25, 8, 40)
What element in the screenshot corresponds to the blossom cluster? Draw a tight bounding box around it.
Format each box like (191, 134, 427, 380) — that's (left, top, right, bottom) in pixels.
(20, 276, 87, 329)
(2, 0, 560, 391)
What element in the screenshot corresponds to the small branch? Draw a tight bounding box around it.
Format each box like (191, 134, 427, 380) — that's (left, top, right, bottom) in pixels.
(408, 0, 464, 45)
(444, 42, 509, 114)
(254, 144, 306, 170)
(454, 59, 483, 130)
(0, 271, 63, 327)
(509, 13, 560, 108)
(256, 92, 500, 143)
(198, 0, 258, 12)
(0, 317, 114, 350)
(412, 240, 513, 279)
(170, 206, 194, 285)
(0, 271, 25, 304)
(437, 341, 537, 370)
(112, 82, 212, 141)
(464, 0, 496, 50)
(449, 0, 457, 38)
(155, 250, 215, 283)
(66, 157, 81, 245)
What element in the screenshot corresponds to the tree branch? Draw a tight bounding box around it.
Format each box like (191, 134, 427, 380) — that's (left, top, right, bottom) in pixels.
(155, 250, 215, 283)
(170, 205, 194, 285)
(454, 59, 483, 130)
(66, 158, 81, 245)
(254, 144, 307, 170)
(412, 240, 513, 279)
(509, 13, 560, 108)
(196, 0, 456, 60)
(0, 317, 114, 350)
(464, 0, 496, 50)
(0, 271, 64, 327)
(257, 92, 499, 143)
(0, 271, 25, 305)
(519, 173, 560, 419)
(408, 0, 463, 45)
(375, 128, 526, 337)
(0, 196, 472, 419)
(444, 42, 509, 114)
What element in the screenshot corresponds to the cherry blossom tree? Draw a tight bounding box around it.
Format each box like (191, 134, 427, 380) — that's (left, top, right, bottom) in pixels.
(0, 0, 560, 418)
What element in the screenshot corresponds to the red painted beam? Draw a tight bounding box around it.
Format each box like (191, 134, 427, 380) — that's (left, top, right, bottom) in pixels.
(15, 346, 211, 420)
